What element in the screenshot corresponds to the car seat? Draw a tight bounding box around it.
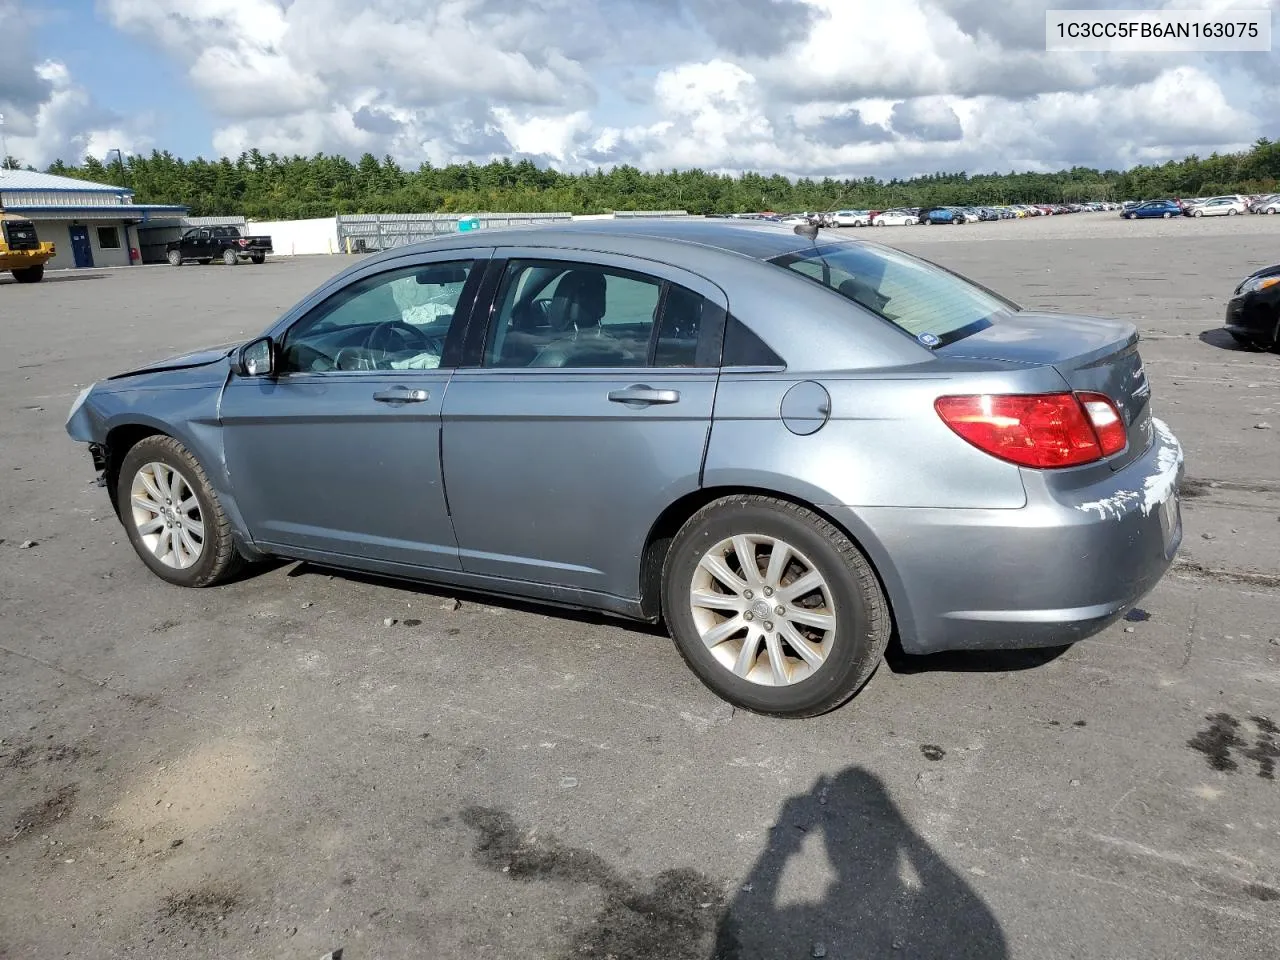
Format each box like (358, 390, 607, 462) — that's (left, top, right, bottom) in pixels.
(529, 271, 622, 367)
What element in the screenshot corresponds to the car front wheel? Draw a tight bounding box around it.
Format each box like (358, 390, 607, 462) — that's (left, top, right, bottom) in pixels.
(116, 435, 243, 587)
(167, 251, 182, 266)
(661, 495, 891, 718)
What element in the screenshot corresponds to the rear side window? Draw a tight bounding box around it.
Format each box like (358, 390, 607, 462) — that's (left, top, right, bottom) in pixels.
(483, 259, 715, 369)
(770, 241, 1014, 346)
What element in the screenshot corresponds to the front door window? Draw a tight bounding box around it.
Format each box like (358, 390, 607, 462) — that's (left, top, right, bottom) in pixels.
(280, 260, 475, 373)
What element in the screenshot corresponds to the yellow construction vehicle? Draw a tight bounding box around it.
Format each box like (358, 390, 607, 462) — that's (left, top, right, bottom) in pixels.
(0, 204, 56, 283)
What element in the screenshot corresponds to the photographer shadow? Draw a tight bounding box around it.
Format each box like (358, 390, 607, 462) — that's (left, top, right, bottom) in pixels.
(713, 766, 1007, 959)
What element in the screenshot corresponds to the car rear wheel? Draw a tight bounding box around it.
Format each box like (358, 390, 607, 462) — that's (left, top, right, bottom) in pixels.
(251, 254, 265, 264)
(222, 249, 239, 266)
(12, 265, 44, 283)
(167, 251, 182, 266)
(117, 435, 242, 588)
(1228, 209, 1237, 216)
(661, 495, 891, 718)
(1162, 212, 1172, 218)
(1193, 209, 1203, 217)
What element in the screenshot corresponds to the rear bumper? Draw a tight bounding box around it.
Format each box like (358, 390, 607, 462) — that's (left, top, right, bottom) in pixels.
(831, 418, 1185, 654)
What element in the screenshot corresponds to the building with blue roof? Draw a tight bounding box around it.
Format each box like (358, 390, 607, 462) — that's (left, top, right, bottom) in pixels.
(0, 169, 188, 270)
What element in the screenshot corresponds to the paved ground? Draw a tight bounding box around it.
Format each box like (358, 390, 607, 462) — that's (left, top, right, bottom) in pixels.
(2, 214, 1278, 959)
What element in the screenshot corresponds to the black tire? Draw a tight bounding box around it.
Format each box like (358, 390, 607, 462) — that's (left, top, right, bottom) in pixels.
(250, 254, 265, 264)
(116, 435, 243, 587)
(1162, 212, 1172, 219)
(167, 250, 182, 266)
(222, 248, 239, 266)
(12, 265, 44, 283)
(661, 495, 891, 718)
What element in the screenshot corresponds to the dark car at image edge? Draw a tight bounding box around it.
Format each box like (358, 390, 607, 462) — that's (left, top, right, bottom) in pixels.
(1225, 264, 1280, 350)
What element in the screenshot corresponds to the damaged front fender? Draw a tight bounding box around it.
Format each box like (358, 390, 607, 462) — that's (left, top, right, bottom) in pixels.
(65, 383, 104, 444)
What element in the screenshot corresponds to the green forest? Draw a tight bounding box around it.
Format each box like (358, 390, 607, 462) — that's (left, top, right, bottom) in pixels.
(6, 137, 1280, 218)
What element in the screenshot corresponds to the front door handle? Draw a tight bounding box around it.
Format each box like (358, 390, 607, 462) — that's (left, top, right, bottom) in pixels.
(608, 385, 681, 405)
(373, 387, 429, 404)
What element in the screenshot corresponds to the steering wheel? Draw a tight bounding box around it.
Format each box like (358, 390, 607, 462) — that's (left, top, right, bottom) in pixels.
(334, 345, 371, 371)
(363, 320, 441, 368)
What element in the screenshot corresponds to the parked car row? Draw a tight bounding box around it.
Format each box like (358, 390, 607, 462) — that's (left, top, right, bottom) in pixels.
(727, 195, 1280, 227)
(727, 202, 1122, 229)
(1120, 194, 1280, 219)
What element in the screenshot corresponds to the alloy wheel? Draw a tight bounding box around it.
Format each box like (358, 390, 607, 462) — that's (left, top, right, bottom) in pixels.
(689, 534, 836, 686)
(130, 461, 205, 569)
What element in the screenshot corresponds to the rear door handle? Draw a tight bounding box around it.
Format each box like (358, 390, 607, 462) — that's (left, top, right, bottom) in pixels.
(608, 385, 681, 405)
(373, 387, 429, 404)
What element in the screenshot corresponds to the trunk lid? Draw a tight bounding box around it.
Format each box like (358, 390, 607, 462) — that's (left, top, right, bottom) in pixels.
(937, 311, 1154, 470)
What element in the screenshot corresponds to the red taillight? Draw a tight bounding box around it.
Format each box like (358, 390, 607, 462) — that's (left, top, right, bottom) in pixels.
(238, 238, 249, 247)
(934, 392, 1127, 469)
(1076, 391, 1126, 456)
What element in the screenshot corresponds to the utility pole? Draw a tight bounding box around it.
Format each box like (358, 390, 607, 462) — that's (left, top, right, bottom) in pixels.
(110, 148, 129, 190)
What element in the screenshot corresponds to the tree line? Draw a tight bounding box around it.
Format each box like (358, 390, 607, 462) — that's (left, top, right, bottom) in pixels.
(5, 137, 1279, 218)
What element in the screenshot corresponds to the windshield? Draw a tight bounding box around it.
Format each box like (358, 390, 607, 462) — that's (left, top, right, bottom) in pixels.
(769, 240, 1015, 346)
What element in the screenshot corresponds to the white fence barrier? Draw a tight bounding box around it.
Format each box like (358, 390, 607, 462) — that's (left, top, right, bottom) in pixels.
(244, 217, 339, 256)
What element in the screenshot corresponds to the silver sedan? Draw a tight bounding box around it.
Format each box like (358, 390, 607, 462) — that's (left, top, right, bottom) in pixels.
(66, 219, 1184, 717)
(1187, 197, 1247, 217)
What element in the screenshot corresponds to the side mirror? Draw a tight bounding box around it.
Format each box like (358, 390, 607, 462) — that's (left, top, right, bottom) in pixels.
(233, 336, 275, 377)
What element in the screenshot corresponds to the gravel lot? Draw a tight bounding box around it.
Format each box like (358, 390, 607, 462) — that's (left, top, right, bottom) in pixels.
(2, 213, 1278, 959)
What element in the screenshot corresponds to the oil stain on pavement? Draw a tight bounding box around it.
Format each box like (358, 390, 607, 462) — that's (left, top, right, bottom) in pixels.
(1188, 713, 1278, 778)
(461, 767, 1006, 959)
(460, 805, 729, 959)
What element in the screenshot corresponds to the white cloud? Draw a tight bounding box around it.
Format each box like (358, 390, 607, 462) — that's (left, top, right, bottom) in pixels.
(0, 1, 153, 168)
(1, 62, 150, 169)
(52, 0, 1280, 179)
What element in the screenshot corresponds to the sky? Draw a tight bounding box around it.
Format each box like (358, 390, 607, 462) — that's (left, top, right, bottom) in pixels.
(0, 0, 1277, 180)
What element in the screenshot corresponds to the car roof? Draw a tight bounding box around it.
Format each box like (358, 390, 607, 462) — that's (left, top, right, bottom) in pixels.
(359, 217, 825, 266)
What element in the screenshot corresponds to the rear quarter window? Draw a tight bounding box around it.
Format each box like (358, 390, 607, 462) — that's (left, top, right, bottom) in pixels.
(770, 241, 1014, 346)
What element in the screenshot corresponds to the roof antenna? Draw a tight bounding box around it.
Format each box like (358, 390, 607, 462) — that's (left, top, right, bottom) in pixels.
(793, 181, 867, 240)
